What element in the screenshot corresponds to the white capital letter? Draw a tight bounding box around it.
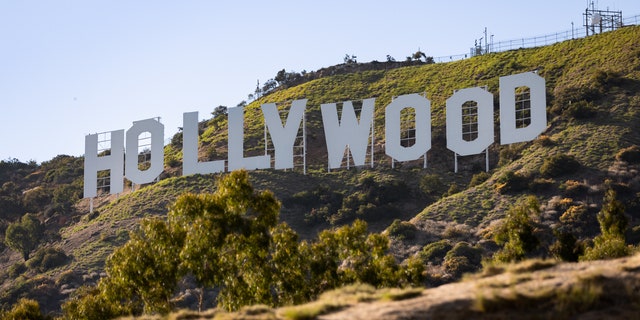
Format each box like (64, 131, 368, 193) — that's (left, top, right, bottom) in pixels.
(385, 94, 431, 162)
(83, 130, 124, 198)
(125, 118, 164, 184)
(183, 112, 225, 175)
(500, 72, 546, 144)
(228, 105, 271, 170)
(262, 99, 306, 170)
(321, 98, 375, 169)
(446, 87, 494, 156)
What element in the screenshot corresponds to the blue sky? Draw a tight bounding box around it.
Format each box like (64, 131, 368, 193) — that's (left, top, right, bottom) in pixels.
(1, 0, 639, 163)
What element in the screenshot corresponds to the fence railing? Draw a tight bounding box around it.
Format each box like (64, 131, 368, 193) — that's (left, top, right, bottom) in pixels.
(432, 13, 640, 64)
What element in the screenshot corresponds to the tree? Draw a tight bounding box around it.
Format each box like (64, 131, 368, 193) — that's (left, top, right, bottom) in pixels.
(175, 170, 281, 310)
(212, 105, 228, 118)
(102, 217, 184, 314)
(1, 298, 46, 320)
(305, 220, 402, 295)
(63, 171, 419, 317)
(493, 196, 540, 262)
(344, 54, 357, 64)
(597, 189, 628, 237)
(581, 189, 631, 261)
(5, 213, 44, 261)
(412, 50, 427, 62)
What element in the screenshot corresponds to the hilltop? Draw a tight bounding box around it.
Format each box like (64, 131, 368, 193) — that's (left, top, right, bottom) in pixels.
(0, 25, 640, 317)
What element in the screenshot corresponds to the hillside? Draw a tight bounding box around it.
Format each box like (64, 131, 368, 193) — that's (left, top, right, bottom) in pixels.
(127, 253, 640, 319)
(0, 25, 640, 317)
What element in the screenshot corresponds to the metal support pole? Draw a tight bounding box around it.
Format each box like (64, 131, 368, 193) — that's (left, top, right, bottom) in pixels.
(303, 111, 307, 175)
(485, 148, 489, 172)
(454, 152, 458, 173)
(370, 119, 374, 168)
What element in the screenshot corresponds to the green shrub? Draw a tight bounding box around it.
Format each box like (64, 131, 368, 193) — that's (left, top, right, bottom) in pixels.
(419, 240, 453, 264)
(442, 242, 482, 278)
(580, 189, 632, 261)
(8, 262, 27, 278)
(445, 242, 483, 266)
(26, 247, 69, 272)
(580, 234, 630, 261)
(469, 171, 491, 187)
(387, 219, 417, 240)
(2, 298, 45, 320)
(616, 145, 640, 164)
(496, 171, 530, 193)
(446, 183, 461, 196)
(560, 180, 590, 197)
(566, 101, 597, 119)
(442, 256, 472, 278)
(420, 174, 445, 197)
(540, 154, 580, 177)
(535, 135, 554, 147)
(498, 144, 526, 166)
(492, 196, 540, 263)
(56, 269, 82, 287)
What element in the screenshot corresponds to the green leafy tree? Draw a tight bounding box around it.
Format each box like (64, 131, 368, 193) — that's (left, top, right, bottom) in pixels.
(581, 189, 631, 261)
(269, 223, 310, 306)
(5, 213, 44, 261)
(175, 170, 281, 310)
(102, 217, 184, 314)
(306, 219, 402, 295)
(1, 298, 46, 320)
(61, 285, 127, 320)
(597, 189, 628, 237)
(493, 196, 540, 262)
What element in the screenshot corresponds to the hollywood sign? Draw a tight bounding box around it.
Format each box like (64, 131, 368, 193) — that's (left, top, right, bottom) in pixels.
(83, 72, 546, 198)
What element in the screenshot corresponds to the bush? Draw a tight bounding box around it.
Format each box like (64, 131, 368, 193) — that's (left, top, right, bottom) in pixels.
(8, 262, 27, 278)
(443, 242, 483, 278)
(445, 242, 483, 266)
(566, 101, 597, 119)
(560, 180, 590, 197)
(419, 240, 453, 264)
(535, 135, 554, 147)
(580, 234, 630, 261)
(420, 174, 445, 197)
(580, 189, 631, 261)
(26, 247, 69, 273)
(540, 155, 580, 177)
(492, 196, 540, 262)
(498, 144, 526, 166)
(446, 183, 461, 196)
(469, 172, 491, 187)
(495, 171, 530, 193)
(616, 145, 640, 164)
(387, 219, 417, 240)
(2, 298, 46, 320)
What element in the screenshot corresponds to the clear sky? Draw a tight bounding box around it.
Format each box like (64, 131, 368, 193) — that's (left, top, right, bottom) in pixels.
(1, 0, 639, 163)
